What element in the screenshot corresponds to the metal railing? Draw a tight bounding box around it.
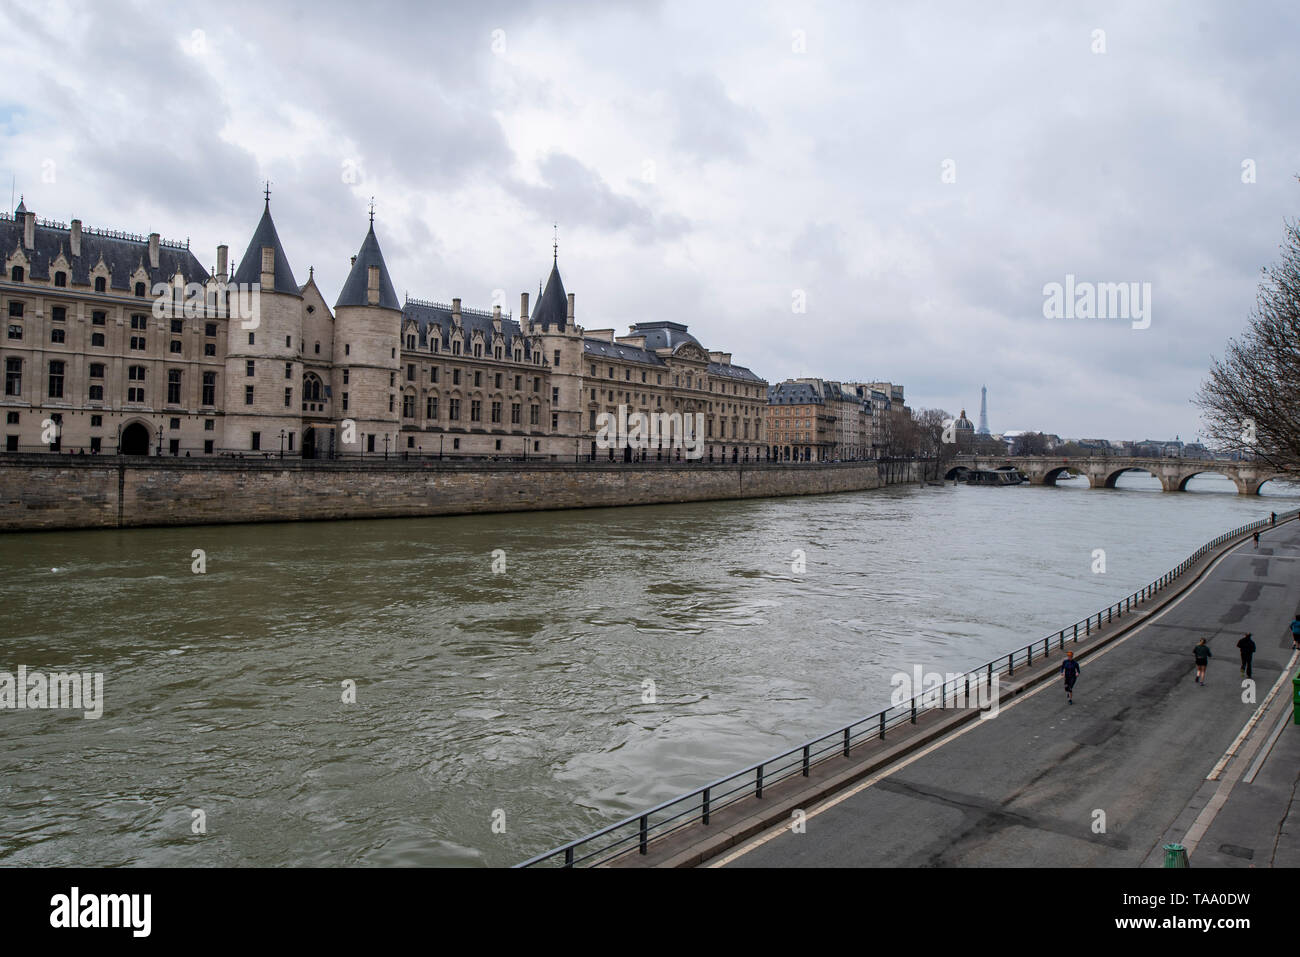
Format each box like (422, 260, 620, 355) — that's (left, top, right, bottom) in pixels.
(517, 509, 1297, 867)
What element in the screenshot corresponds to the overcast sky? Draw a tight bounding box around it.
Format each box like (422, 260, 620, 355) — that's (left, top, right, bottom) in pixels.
(2, 0, 1297, 441)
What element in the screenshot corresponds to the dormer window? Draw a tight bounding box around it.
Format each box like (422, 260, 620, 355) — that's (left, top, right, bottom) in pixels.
(94, 277, 106, 292)
(134, 282, 146, 297)
(10, 266, 23, 282)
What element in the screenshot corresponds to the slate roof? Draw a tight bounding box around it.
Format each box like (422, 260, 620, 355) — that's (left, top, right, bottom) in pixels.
(631, 321, 701, 353)
(532, 262, 567, 330)
(232, 201, 300, 296)
(336, 224, 400, 311)
(402, 299, 536, 360)
(584, 338, 664, 366)
(1, 203, 208, 290)
(707, 360, 764, 383)
(768, 381, 825, 405)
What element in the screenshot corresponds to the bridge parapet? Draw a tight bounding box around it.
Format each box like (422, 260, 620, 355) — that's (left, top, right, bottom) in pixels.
(946, 455, 1291, 495)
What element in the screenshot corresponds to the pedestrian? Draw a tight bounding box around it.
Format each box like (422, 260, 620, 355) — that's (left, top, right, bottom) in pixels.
(1291, 615, 1300, 651)
(1060, 651, 1080, 705)
(1237, 633, 1255, 678)
(1194, 639, 1212, 685)
(1253, 531, 1260, 549)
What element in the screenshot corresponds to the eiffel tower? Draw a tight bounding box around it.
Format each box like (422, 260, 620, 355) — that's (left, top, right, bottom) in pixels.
(977, 385, 990, 435)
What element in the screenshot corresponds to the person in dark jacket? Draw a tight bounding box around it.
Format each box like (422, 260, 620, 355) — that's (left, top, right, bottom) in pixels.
(1237, 633, 1256, 678)
(1060, 651, 1081, 704)
(1291, 615, 1300, 651)
(1194, 639, 1212, 685)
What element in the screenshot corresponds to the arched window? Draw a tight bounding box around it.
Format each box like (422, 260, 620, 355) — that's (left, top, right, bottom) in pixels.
(303, 373, 323, 402)
(134, 282, 146, 297)
(10, 266, 23, 282)
(54, 271, 67, 287)
(94, 276, 106, 292)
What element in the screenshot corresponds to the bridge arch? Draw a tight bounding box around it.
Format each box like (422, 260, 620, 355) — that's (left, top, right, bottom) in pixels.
(1103, 467, 1161, 489)
(1043, 465, 1090, 487)
(1176, 470, 1245, 494)
(1252, 475, 1298, 496)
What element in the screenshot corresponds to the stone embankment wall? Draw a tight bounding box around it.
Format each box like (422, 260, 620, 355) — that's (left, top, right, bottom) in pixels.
(0, 456, 921, 532)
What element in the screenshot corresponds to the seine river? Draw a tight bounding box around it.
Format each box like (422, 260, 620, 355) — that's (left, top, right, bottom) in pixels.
(1, 471, 1296, 867)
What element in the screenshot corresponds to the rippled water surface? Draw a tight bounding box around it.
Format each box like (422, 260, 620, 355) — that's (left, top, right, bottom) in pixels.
(1, 471, 1296, 866)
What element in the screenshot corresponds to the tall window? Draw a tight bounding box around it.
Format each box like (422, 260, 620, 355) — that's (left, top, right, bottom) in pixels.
(491, 401, 502, 424)
(448, 398, 460, 421)
(5, 358, 21, 396)
(470, 399, 481, 422)
(127, 366, 146, 403)
(402, 395, 415, 418)
(510, 402, 521, 425)
(168, 370, 182, 405)
(48, 360, 64, 398)
(202, 372, 216, 406)
(426, 396, 438, 419)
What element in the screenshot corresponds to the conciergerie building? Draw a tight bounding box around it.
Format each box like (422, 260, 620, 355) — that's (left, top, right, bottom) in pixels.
(1, 195, 769, 462)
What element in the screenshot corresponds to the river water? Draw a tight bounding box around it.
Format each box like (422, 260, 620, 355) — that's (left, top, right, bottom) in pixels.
(1, 471, 1296, 866)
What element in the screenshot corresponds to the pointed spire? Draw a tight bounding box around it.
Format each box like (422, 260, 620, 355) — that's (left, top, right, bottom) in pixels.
(232, 192, 300, 295)
(335, 213, 399, 310)
(553, 222, 558, 265)
(368, 196, 375, 227)
(15, 194, 27, 217)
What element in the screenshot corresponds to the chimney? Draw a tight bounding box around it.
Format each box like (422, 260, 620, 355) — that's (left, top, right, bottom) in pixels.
(216, 244, 228, 281)
(148, 233, 160, 269)
(366, 265, 379, 305)
(452, 297, 461, 320)
(23, 212, 35, 250)
(520, 291, 529, 324)
(566, 292, 575, 321)
(260, 246, 275, 288)
(492, 304, 501, 323)
(70, 220, 82, 258)
(350, 255, 357, 267)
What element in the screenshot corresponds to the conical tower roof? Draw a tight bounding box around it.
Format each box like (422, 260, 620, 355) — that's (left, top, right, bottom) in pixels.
(232, 199, 300, 295)
(533, 261, 567, 330)
(335, 221, 400, 310)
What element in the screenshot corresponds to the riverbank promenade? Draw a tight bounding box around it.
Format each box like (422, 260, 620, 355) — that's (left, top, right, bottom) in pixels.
(711, 519, 1300, 868)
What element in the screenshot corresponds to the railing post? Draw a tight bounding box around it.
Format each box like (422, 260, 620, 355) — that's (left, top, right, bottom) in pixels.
(1086, 617, 1090, 635)
(879, 711, 886, 740)
(1027, 642, 1033, 665)
(565, 847, 574, 867)
(803, 745, 810, 775)
(1059, 630, 1065, 650)
(1007, 653, 1014, 676)
(1073, 623, 1078, 641)
(703, 788, 711, 824)
(1044, 637, 1049, 658)
(639, 815, 648, 854)
(911, 700, 917, 724)
(843, 727, 851, 755)
(756, 764, 764, 799)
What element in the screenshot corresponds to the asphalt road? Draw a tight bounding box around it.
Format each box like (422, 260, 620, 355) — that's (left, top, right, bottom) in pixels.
(721, 520, 1300, 867)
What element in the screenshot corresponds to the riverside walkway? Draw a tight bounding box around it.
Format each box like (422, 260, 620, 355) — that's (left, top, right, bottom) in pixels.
(710, 519, 1300, 868)
(524, 514, 1300, 868)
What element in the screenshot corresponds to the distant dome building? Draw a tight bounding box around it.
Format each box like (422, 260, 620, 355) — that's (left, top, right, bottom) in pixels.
(954, 409, 975, 450)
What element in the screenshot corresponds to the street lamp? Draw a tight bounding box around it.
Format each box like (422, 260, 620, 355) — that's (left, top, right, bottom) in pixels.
(279, 429, 286, 459)
(155, 425, 163, 456)
(383, 433, 390, 460)
(439, 434, 444, 460)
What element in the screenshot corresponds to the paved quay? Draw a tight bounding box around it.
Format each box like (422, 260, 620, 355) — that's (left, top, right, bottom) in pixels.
(712, 520, 1300, 868)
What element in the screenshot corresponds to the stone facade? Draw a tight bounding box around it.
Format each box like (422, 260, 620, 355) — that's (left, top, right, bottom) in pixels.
(1, 197, 765, 462)
(0, 456, 921, 532)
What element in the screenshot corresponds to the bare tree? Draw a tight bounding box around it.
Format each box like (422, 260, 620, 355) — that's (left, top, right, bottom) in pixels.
(912, 408, 957, 479)
(1195, 210, 1300, 474)
(1012, 431, 1048, 456)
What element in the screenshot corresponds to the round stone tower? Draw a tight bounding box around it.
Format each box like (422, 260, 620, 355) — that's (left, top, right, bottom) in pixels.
(223, 197, 305, 454)
(332, 213, 402, 457)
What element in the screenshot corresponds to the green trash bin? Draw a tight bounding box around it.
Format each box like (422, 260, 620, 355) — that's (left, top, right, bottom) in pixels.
(1163, 843, 1189, 868)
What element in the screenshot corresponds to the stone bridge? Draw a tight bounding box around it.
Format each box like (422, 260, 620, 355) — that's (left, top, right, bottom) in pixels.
(946, 455, 1292, 495)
